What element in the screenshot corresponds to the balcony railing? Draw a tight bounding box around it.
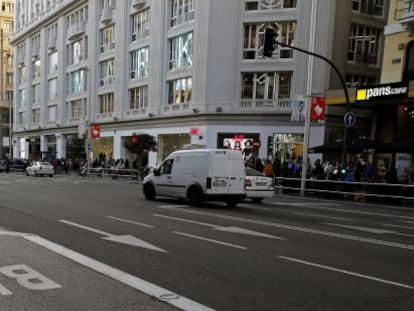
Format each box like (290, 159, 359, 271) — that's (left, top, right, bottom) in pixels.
(238, 99, 292, 113)
(100, 7, 114, 24)
(131, 0, 146, 10)
(67, 22, 87, 41)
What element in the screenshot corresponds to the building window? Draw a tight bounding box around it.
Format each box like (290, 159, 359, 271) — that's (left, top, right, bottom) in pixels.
(48, 78, 58, 100)
(170, 0, 194, 28)
(67, 99, 83, 118)
(66, 5, 88, 27)
(352, 0, 384, 17)
(348, 24, 381, 65)
(47, 105, 56, 122)
(6, 54, 12, 66)
(32, 109, 40, 123)
(345, 74, 376, 87)
(243, 22, 295, 59)
(69, 39, 86, 65)
(130, 46, 149, 79)
(100, 0, 115, 10)
(101, 24, 115, 53)
(19, 89, 27, 109)
(169, 32, 193, 70)
(129, 86, 148, 110)
(131, 9, 150, 41)
(48, 51, 58, 74)
(99, 93, 114, 113)
(100, 58, 115, 86)
(33, 59, 41, 78)
(168, 77, 192, 104)
(32, 84, 40, 105)
(68, 69, 86, 94)
(245, 0, 297, 11)
(241, 72, 292, 100)
(18, 111, 27, 126)
(6, 72, 13, 86)
(19, 66, 26, 84)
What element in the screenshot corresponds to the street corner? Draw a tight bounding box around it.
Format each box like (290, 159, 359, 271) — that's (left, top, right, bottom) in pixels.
(0, 231, 175, 311)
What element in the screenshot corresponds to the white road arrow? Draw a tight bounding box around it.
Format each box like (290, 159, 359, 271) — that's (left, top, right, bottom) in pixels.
(59, 220, 167, 253)
(153, 214, 285, 240)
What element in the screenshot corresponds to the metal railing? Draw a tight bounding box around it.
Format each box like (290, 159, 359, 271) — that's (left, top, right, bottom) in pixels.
(275, 176, 414, 204)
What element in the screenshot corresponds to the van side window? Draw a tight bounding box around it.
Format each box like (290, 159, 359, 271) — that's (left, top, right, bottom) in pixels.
(160, 159, 174, 175)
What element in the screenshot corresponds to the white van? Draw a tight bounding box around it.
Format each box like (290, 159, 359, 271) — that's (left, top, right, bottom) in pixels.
(142, 149, 246, 207)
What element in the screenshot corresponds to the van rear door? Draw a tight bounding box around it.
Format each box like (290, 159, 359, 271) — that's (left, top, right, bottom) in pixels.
(209, 151, 245, 194)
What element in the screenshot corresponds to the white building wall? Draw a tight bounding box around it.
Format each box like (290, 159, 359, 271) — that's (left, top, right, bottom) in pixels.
(11, 0, 334, 163)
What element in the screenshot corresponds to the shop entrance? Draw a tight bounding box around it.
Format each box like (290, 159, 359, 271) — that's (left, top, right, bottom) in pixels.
(158, 134, 191, 163)
(272, 133, 304, 162)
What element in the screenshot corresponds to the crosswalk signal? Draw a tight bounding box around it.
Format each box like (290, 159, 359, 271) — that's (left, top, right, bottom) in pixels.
(263, 28, 277, 57)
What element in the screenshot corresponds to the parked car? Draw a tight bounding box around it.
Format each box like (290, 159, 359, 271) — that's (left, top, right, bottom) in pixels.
(25, 161, 54, 177)
(79, 164, 105, 177)
(0, 159, 9, 173)
(143, 149, 246, 207)
(108, 163, 138, 180)
(244, 167, 274, 203)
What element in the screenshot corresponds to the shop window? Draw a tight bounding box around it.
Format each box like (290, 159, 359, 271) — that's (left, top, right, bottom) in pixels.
(404, 41, 414, 81)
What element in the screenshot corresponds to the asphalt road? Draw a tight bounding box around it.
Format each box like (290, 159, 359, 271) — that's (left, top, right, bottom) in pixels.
(0, 173, 413, 310)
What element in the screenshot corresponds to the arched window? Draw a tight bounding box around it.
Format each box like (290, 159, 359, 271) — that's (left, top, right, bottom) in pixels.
(403, 41, 414, 81)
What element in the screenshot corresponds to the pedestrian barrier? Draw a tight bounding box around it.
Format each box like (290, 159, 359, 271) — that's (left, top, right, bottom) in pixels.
(275, 176, 414, 204)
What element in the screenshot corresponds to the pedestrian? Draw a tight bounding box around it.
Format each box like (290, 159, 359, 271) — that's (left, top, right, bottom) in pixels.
(263, 160, 274, 178)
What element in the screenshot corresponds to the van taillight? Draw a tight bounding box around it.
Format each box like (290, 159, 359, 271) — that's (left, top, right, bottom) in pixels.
(206, 177, 212, 189)
(245, 179, 252, 187)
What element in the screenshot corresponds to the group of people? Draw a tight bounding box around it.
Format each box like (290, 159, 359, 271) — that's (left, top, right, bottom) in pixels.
(254, 156, 412, 185)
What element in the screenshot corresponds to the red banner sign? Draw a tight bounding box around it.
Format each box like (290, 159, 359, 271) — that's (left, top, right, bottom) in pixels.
(310, 96, 326, 121)
(90, 124, 101, 139)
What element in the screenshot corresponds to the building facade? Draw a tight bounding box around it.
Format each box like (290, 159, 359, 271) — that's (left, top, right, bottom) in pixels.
(11, 0, 362, 167)
(0, 0, 14, 158)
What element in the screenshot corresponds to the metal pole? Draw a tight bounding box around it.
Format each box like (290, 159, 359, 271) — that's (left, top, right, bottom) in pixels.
(87, 68, 91, 177)
(300, 0, 317, 196)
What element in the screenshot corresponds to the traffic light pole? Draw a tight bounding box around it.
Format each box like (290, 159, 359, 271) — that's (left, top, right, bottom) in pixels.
(273, 41, 351, 169)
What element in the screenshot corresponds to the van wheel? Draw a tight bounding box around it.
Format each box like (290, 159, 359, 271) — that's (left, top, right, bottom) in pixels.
(226, 200, 239, 207)
(143, 184, 156, 200)
(188, 188, 203, 207)
(252, 198, 263, 203)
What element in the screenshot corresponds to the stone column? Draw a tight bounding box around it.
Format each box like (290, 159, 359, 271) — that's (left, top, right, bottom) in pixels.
(56, 133, 66, 159)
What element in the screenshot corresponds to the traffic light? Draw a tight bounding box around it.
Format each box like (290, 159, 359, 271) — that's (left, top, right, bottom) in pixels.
(263, 28, 277, 57)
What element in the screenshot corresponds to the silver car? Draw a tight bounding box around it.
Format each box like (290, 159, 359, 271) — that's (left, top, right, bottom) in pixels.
(26, 161, 55, 177)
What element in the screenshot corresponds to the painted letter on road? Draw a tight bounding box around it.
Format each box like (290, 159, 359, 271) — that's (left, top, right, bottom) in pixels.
(0, 265, 62, 291)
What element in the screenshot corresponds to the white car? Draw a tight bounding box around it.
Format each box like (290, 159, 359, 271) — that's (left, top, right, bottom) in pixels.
(245, 167, 274, 203)
(26, 161, 55, 177)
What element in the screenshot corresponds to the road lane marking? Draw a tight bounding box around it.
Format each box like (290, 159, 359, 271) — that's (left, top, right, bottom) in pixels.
(292, 212, 351, 222)
(154, 214, 285, 240)
(278, 256, 414, 290)
(23, 234, 214, 311)
(268, 203, 414, 220)
(107, 216, 155, 228)
(154, 214, 216, 228)
(383, 224, 414, 230)
(322, 223, 396, 234)
(173, 231, 247, 250)
(158, 206, 414, 251)
(325, 223, 414, 238)
(59, 219, 166, 253)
